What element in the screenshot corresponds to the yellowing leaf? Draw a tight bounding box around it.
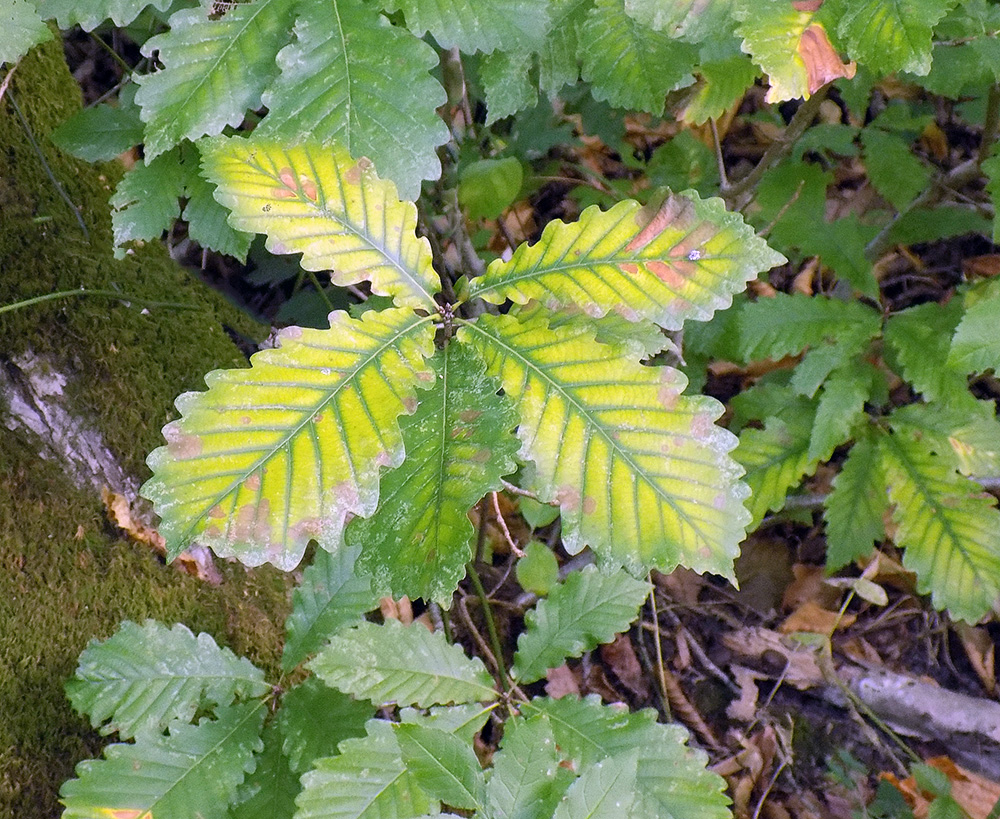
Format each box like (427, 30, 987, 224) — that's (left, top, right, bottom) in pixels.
(460, 310, 748, 578)
(200, 136, 440, 310)
(470, 191, 784, 331)
(142, 308, 435, 570)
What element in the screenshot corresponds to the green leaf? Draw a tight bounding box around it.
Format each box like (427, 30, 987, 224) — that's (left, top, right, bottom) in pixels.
(459, 157, 524, 220)
(735, 408, 820, 528)
(110, 148, 187, 254)
(681, 42, 759, 125)
(381, 0, 551, 53)
(579, 0, 697, 115)
(51, 100, 144, 163)
(283, 543, 376, 671)
(141, 307, 435, 571)
(348, 343, 519, 604)
(470, 191, 784, 331)
(737, 293, 881, 362)
(516, 540, 560, 596)
(553, 754, 637, 819)
(256, 0, 447, 201)
(624, 0, 736, 42)
(461, 311, 749, 579)
(512, 565, 649, 684)
(279, 677, 373, 774)
(823, 433, 887, 570)
(399, 704, 493, 744)
(66, 620, 267, 740)
(183, 158, 254, 261)
(396, 724, 485, 810)
(891, 400, 1000, 479)
(807, 364, 873, 462)
(60, 702, 266, 819)
(861, 128, 931, 209)
(480, 51, 538, 124)
(885, 300, 966, 402)
(949, 285, 1000, 374)
(295, 720, 435, 819)
(486, 715, 570, 819)
(524, 696, 731, 819)
(736, 0, 849, 102)
(135, 0, 295, 160)
(230, 722, 300, 819)
(879, 430, 1000, 623)
(309, 619, 498, 707)
(200, 136, 440, 310)
(538, 0, 592, 95)
(1, 0, 52, 64)
(835, 0, 957, 76)
(37, 0, 171, 28)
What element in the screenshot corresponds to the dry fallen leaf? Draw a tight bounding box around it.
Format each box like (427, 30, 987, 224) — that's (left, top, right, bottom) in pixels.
(600, 633, 650, 699)
(545, 663, 581, 699)
(884, 757, 1000, 819)
(780, 600, 855, 636)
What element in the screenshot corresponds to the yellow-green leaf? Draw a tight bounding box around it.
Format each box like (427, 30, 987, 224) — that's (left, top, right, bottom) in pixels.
(468, 191, 784, 331)
(460, 310, 748, 578)
(142, 308, 435, 570)
(200, 136, 440, 310)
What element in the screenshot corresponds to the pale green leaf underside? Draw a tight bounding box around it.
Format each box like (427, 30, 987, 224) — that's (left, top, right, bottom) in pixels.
(296, 720, 435, 819)
(309, 619, 498, 707)
(580, 0, 697, 115)
(823, 434, 887, 570)
(487, 716, 568, 819)
(880, 431, 1000, 623)
(37, 0, 171, 29)
(461, 311, 749, 579)
(142, 308, 435, 571)
(282, 543, 376, 671)
(396, 724, 485, 810)
(67, 620, 267, 740)
(512, 565, 650, 683)
(553, 755, 637, 819)
(524, 696, 731, 819)
(0, 0, 52, 64)
(60, 702, 266, 819)
(837, 0, 957, 76)
(258, 0, 447, 201)
(348, 343, 519, 605)
(201, 136, 440, 310)
(381, 0, 551, 52)
(136, 0, 294, 160)
(470, 191, 785, 331)
(624, 0, 736, 42)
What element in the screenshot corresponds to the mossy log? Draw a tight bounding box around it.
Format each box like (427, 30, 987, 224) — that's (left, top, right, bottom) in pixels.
(0, 42, 290, 816)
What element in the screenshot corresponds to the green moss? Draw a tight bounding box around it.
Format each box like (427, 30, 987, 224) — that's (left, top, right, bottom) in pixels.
(0, 41, 290, 817)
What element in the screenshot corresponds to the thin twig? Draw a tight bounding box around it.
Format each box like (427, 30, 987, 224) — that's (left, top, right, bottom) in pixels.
(647, 580, 672, 720)
(0, 61, 18, 107)
(6, 91, 90, 242)
(491, 492, 523, 557)
(467, 563, 512, 693)
(709, 118, 730, 189)
(723, 88, 829, 209)
(304, 269, 335, 314)
(978, 83, 1000, 164)
(500, 479, 540, 500)
(0, 288, 199, 315)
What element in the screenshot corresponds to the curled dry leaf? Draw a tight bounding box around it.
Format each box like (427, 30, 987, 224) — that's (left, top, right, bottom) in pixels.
(798, 24, 856, 95)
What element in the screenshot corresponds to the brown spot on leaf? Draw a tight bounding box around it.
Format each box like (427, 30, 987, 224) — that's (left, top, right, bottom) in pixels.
(627, 196, 694, 253)
(244, 473, 261, 491)
(582, 496, 596, 514)
(691, 414, 714, 440)
(290, 517, 322, 541)
(659, 386, 679, 410)
(204, 524, 221, 539)
(647, 260, 685, 288)
(798, 24, 856, 95)
(299, 176, 318, 202)
(278, 167, 296, 188)
(165, 428, 202, 459)
(459, 409, 482, 422)
(403, 396, 418, 413)
(240, 415, 252, 425)
(669, 222, 716, 258)
(344, 164, 362, 185)
(271, 187, 297, 200)
(792, 0, 822, 10)
(621, 262, 639, 275)
(209, 505, 226, 519)
(471, 448, 491, 463)
(555, 485, 580, 511)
